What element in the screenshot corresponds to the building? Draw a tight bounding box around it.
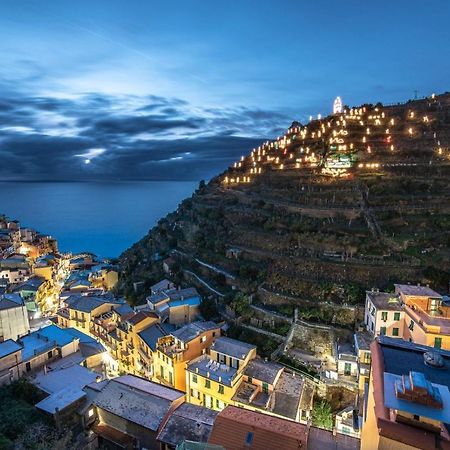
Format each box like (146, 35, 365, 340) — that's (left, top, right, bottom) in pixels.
(86, 374, 185, 450)
(354, 331, 372, 392)
(155, 321, 221, 391)
(89, 264, 119, 290)
(0, 293, 30, 341)
(0, 339, 22, 385)
(147, 286, 202, 325)
(186, 336, 256, 411)
(13, 276, 51, 315)
(335, 405, 361, 438)
(136, 322, 175, 380)
(395, 284, 450, 350)
(365, 290, 404, 338)
(336, 342, 358, 380)
(208, 405, 309, 450)
(157, 402, 218, 450)
(361, 337, 450, 449)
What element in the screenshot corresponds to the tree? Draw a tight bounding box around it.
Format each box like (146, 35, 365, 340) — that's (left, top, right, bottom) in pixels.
(312, 400, 333, 430)
(230, 293, 250, 316)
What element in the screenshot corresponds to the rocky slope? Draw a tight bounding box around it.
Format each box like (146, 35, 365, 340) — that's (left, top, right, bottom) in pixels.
(120, 93, 450, 322)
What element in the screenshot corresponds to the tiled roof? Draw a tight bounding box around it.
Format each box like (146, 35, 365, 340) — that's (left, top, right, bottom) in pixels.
(172, 321, 219, 343)
(208, 406, 308, 450)
(243, 359, 283, 385)
(157, 403, 218, 447)
(138, 323, 175, 351)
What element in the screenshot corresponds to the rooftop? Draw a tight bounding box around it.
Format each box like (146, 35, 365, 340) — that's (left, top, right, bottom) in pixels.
(243, 359, 283, 385)
(210, 336, 256, 360)
(35, 386, 86, 414)
(138, 323, 175, 351)
(151, 279, 175, 293)
(187, 355, 238, 387)
(208, 406, 308, 450)
(395, 284, 442, 298)
(127, 310, 158, 325)
(307, 426, 360, 450)
(271, 371, 305, 420)
(0, 339, 22, 358)
(157, 403, 218, 447)
(172, 321, 219, 343)
(354, 330, 372, 352)
(366, 291, 402, 311)
(65, 294, 122, 313)
(93, 375, 184, 431)
(0, 293, 25, 310)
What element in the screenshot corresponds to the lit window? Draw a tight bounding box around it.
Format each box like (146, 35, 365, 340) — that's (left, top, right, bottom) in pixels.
(88, 409, 94, 418)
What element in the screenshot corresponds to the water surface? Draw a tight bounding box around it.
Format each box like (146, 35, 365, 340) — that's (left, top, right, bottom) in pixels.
(0, 181, 197, 257)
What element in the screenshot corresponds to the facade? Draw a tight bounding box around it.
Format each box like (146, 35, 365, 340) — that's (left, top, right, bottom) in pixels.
(154, 321, 221, 391)
(361, 337, 450, 450)
(354, 331, 372, 392)
(0, 339, 23, 385)
(186, 336, 257, 411)
(365, 290, 404, 338)
(396, 284, 450, 350)
(0, 293, 30, 341)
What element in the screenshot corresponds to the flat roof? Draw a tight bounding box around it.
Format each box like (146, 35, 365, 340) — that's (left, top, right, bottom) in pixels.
(271, 372, 305, 420)
(395, 284, 442, 298)
(366, 291, 402, 311)
(187, 355, 237, 387)
(210, 336, 256, 360)
(0, 339, 22, 358)
(354, 331, 372, 351)
(379, 337, 450, 390)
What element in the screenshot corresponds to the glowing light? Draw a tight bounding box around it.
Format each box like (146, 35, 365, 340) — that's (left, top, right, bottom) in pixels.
(333, 96, 343, 114)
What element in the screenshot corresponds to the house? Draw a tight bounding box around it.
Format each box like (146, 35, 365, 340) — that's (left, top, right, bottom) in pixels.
(0, 293, 30, 341)
(89, 264, 119, 291)
(336, 342, 358, 379)
(147, 287, 202, 325)
(335, 405, 361, 438)
(86, 374, 185, 450)
(208, 405, 308, 450)
(151, 279, 176, 294)
(13, 276, 50, 315)
(361, 337, 450, 449)
(0, 339, 22, 385)
(136, 322, 175, 380)
(186, 336, 257, 411)
(365, 290, 404, 338)
(154, 321, 221, 391)
(157, 403, 218, 450)
(354, 331, 372, 392)
(395, 284, 450, 350)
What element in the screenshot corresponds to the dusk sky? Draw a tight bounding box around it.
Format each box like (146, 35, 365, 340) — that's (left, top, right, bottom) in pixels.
(1, 0, 449, 181)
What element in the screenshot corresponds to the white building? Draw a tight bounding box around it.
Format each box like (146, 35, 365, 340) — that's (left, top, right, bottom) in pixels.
(0, 293, 30, 341)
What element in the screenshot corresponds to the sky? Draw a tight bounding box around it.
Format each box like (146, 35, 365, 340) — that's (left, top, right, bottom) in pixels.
(0, 0, 449, 181)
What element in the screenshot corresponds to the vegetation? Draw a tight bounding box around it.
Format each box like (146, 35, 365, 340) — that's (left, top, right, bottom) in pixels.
(312, 399, 334, 430)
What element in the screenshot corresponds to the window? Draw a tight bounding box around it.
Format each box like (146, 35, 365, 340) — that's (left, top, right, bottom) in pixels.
(47, 350, 53, 359)
(192, 374, 198, 383)
(246, 432, 254, 445)
(205, 379, 211, 389)
(434, 337, 442, 349)
(262, 382, 269, 393)
(216, 399, 220, 409)
(200, 336, 206, 343)
(381, 312, 388, 322)
(88, 409, 94, 418)
(409, 320, 414, 331)
(25, 362, 31, 372)
(392, 328, 399, 337)
(394, 312, 401, 321)
(190, 389, 194, 397)
(218, 385, 224, 395)
(380, 327, 386, 336)
(248, 376, 253, 384)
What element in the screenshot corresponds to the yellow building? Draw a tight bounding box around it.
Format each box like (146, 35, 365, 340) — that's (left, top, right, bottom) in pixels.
(154, 321, 221, 391)
(89, 266, 119, 291)
(354, 331, 372, 392)
(395, 284, 450, 350)
(186, 336, 256, 411)
(361, 337, 450, 450)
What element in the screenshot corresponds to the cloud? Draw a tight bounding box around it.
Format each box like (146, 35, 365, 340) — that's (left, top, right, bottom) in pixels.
(0, 88, 292, 181)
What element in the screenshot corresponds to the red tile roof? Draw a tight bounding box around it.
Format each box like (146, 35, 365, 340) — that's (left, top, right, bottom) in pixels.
(208, 406, 308, 450)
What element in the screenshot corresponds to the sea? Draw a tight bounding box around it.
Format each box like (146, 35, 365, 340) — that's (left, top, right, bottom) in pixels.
(0, 181, 198, 258)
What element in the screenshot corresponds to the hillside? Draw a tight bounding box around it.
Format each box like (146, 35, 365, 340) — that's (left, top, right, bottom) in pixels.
(120, 93, 450, 324)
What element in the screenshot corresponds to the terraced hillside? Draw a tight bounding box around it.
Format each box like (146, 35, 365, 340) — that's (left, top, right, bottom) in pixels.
(120, 93, 450, 323)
